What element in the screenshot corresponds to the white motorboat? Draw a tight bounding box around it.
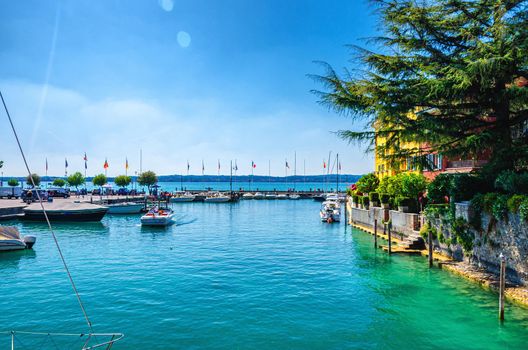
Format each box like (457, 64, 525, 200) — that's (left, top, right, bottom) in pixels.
(106, 202, 144, 214)
(140, 206, 175, 226)
(171, 192, 196, 203)
(204, 192, 231, 203)
(242, 193, 255, 200)
(320, 200, 341, 223)
(289, 194, 301, 200)
(253, 192, 264, 200)
(265, 193, 276, 200)
(0, 226, 36, 251)
(276, 194, 288, 200)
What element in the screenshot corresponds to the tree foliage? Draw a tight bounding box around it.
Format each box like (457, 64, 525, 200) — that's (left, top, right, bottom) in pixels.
(53, 178, 66, 187)
(313, 0, 528, 173)
(7, 178, 19, 187)
(114, 175, 132, 188)
(26, 173, 41, 188)
(92, 174, 107, 187)
(67, 172, 85, 190)
(356, 173, 380, 193)
(138, 170, 158, 191)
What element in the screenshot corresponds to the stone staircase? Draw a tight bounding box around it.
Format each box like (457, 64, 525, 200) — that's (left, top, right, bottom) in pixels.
(398, 234, 426, 250)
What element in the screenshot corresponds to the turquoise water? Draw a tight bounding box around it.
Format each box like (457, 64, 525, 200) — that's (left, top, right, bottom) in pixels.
(1, 200, 528, 349)
(44, 181, 350, 192)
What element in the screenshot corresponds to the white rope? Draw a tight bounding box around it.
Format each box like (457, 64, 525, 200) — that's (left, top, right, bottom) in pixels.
(0, 91, 93, 332)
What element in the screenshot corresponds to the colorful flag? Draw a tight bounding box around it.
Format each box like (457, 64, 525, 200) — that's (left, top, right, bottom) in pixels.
(126, 158, 129, 170)
(234, 160, 238, 171)
(65, 158, 68, 168)
(104, 159, 109, 169)
(338, 162, 341, 171)
(83, 153, 88, 161)
(202, 160, 205, 175)
(45, 158, 48, 172)
(285, 160, 290, 169)
(218, 159, 221, 170)
(84, 152, 88, 169)
(187, 161, 190, 171)
(323, 160, 326, 169)
(251, 161, 256, 168)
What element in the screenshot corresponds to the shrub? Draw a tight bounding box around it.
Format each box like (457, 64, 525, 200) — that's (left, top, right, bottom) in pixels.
(361, 196, 370, 207)
(491, 195, 509, 221)
(7, 178, 19, 187)
(52, 178, 66, 187)
(482, 192, 499, 213)
(396, 196, 412, 207)
(451, 217, 473, 252)
(519, 198, 528, 222)
(470, 193, 485, 230)
(507, 195, 526, 213)
(369, 192, 380, 203)
(356, 173, 379, 194)
(67, 172, 85, 190)
(380, 193, 390, 204)
(424, 203, 449, 218)
(495, 170, 528, 195)
(352, 195, 360, 204)
(427, 173, 452, 204)
(26, 173, 41, 187)
(419, 222, 437, 240)
(378, 172, 427, 201)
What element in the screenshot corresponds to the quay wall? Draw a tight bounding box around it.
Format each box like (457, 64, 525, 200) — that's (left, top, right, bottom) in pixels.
(348, 203, 420, 238)
(428, 203, 528, 285)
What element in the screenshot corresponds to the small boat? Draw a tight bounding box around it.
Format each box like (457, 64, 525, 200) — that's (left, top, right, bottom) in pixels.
(289, 194, 301, 200)
(140, 206, 175, 226)
(242, 193, 255, 200)
(276, 194, 288, 200)
(313, 194, 326, 202)
(23, 202, 108, 222)
(253, 192, 265, 200)
(0, 226, 36, 251)
(320, 200, 341, 223)
(106, 202, 144, 214)
(170, 192, 196, 203)
(265, 193, 276, 200)
(204, 192, 231, 203)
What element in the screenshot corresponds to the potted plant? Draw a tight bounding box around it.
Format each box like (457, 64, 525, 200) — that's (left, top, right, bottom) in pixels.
(352, 195, 360, 208)
(380, 193, 390, 209)
(369, 192, 380, 207)
(397, 196, 411, 213)
(362, 196, 370, 210)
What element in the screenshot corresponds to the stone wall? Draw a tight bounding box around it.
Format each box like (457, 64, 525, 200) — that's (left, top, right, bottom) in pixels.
(428, 203, 528, 285)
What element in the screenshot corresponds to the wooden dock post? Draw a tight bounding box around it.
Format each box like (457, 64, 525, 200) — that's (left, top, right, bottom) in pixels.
(374, 218, 378, 248)
(387, 222, 392, 255)
(428, 230, 433, 268)
(499, 253, 506, 321)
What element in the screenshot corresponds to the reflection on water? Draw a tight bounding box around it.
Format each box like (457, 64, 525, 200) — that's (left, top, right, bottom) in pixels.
(0, 249, 36, 271)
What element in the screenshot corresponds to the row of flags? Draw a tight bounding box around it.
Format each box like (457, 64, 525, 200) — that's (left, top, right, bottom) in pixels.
(43, 157, 342, 175)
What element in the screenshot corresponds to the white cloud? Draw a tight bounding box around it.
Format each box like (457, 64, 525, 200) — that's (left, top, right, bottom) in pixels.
(0, 80, 373, 177)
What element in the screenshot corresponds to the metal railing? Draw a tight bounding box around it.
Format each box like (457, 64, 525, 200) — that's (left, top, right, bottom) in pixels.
(3, 331, 124, 350)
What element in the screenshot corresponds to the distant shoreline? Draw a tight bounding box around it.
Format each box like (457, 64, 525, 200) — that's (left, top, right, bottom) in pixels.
(3, 174, 361, 183)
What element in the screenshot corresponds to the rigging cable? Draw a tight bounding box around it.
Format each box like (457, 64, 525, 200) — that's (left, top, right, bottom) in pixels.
(0, 90, 94, 332)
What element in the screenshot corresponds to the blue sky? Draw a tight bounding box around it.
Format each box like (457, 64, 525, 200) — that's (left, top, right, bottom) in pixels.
(0, 0, 377, 177)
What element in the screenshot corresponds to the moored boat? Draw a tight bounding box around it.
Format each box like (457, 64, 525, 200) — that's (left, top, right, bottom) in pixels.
(265, 193, 276, 200)
(140, 206, 175, 226)
(23, 202, 108, 222)
(106, 202, 144, 214)
(242, 192, 255, 200)
(0, 226, 36, 251)
(320, 200, 341, 223)
(253, 192, 265, 200)
(289, 194, 301, 200)
(170, 192, 196, 203)
(276, 194, 288, 200)
(204, 192, 230, 203)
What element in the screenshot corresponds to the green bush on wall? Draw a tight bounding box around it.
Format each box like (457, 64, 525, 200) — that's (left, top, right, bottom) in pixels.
(369, 192, 380, 203)
(380, 193, 390, 204)
(361, 196, 370, 207)
(495, 171, 528, 195)
(507, 195, 526, 213)
(352, 195, 360, 204)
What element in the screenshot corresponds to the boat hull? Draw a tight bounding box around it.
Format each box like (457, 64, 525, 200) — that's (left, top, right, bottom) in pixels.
(22, 208, 108, 222)
(107, 203, 144, 214)
(170, 197, 195, 203)
(204, 197, 230, 203)
(0, 240, 27, 251)
(141, 214, 175, 226)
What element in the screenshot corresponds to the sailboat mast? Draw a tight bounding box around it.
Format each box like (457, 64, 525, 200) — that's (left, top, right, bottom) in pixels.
(294, 152, 296, 191)
(336, 153, 339, 193)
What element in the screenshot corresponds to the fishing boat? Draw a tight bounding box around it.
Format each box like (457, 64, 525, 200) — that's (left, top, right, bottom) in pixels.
(141, 206, 175, 226)
(0, 226, 36, 251)
(204, 192, 231, 203)
(23, 202, 108, 222)
(170, 192, 196, 203)
(106, 202, 144, 214)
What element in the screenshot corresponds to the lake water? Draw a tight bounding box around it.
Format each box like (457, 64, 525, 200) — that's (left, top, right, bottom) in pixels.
(1, 200, 528, 349)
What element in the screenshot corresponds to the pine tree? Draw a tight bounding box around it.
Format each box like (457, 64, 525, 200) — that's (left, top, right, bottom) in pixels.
(313, 0, 528, 173)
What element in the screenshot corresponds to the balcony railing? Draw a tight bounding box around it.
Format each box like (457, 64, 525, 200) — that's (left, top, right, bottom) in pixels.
(446, 160, 487, 169)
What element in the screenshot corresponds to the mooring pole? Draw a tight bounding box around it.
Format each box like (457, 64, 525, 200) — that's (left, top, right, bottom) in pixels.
(499, 253, 506, 321)
(387, 222, 392, 255)
(374, 218, 378, 249)
(428, 230, 433, 268)
(11, 331, 14, 350)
